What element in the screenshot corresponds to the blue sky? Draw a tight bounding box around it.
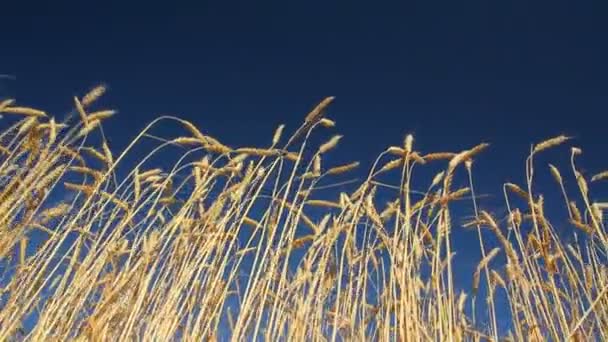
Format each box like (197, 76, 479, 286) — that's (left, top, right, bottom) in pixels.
(2, 1, 607, 182)
(1, 0, 608, 335)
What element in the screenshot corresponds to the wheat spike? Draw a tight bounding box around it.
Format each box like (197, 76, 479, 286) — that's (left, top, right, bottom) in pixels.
(387, 146, 405, 156)
(591, 170, 608, 182)
(319, 135, 343, 154)
(548, 164, 563, 185)
(242, 217, 260, 228)
(81, 84, 107, 106)
(40, 203, 71, 222)
(404, 134, 414, 153)
(0, 99, 15, 111)
(313, 155, 322, 175)
(133, 170, 142, 202)
(319, 118, 336, 128)
(64, 182, 94, 195)
(457, 292, 468, 314)
(69, 166, 103, 180)
(99, 191, 130, 211)
(283, 151, 299, 162)
(480, 211, 518, 263)
(19, 238, 28, 266)
(47, 118, 59, 144)
(1, 106, 47, 117)
(236, 148, 279, 157)
(304, 96, 335, 123)
(306, 200, 342, 209)
(505, 183, 529, 200)
(431, 171, 445, 187)
(291, 234, 316, 249)
(180, 120, 206, 142)
(575, 171, 588, 197)
(205, 143, 232, 154)
(491, 270, 507, 288)
(73, 96, 88, 125)
(18, 117, 38, 135)
(532, 135, 570, 154)
(326, 162, 359, 175)
(79, 120, 101, 136)
(272, 124, 285, 145)
(473, 247, 501, 295)
(102, 142, 113, 166)
(172, 137, 204, 146)
(509, 209, 522, 227)
(87, 110, 116, 122)
(81, 147, 108, 164)
(139, 168, 163, 181)
(423, 152, 457, 161)
(378, 158, 403, 173)
(441, 187, 470, 204)
(449, 143, 489, 170)
(410, 152, 426, 164)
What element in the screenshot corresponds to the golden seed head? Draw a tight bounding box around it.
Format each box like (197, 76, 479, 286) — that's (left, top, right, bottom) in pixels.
(404, 134, 414, 153)
(272, 124, 285, 145)
(81, 84, 108, 106)
(319, 118, 336, 128)
(304, 96, 335, 123)
(326, 162, 359, 175)
(319, 135, 343, 154)
(532, 135, 570, 154)
(591, 170, 608, 182)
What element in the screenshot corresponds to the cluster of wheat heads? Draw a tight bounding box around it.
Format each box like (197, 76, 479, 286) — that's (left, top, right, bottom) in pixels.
(0, 87, 606, 341)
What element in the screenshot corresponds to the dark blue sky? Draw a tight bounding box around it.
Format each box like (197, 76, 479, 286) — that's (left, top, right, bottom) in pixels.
(1, 1, 607, 199)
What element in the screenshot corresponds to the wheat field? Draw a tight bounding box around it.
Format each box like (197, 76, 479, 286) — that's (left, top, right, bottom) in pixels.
(0, 86, 606, 341)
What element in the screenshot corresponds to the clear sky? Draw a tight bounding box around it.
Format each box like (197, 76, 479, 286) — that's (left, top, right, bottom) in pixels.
(2, 0, 608, 334)
(2, 1, 607, 182)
